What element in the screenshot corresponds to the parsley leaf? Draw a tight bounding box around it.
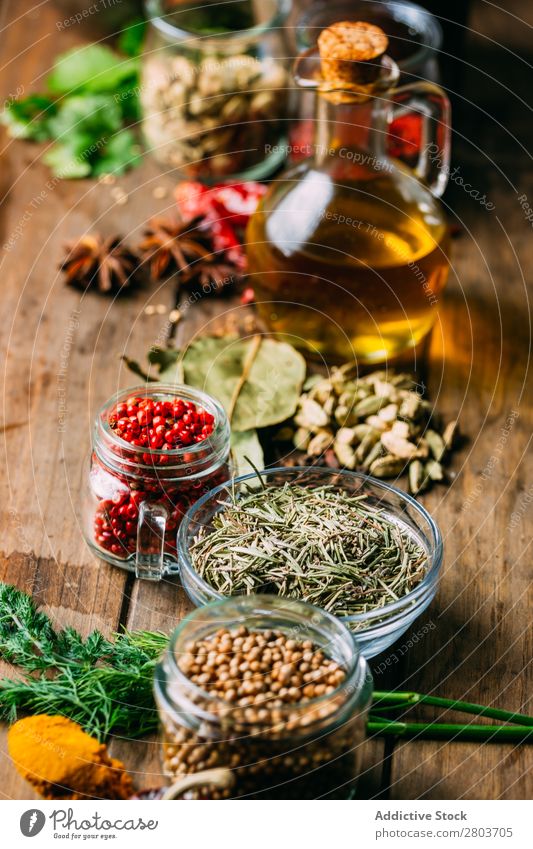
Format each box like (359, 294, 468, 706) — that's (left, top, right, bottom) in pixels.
(47, 44, 139, 95)
(0, 95, 56, 141)
(2, 42, 142, 179)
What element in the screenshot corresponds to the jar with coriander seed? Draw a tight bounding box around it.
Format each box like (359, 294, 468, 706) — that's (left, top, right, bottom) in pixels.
(141, 0, 292, 182)
(154, 595, 373, 799)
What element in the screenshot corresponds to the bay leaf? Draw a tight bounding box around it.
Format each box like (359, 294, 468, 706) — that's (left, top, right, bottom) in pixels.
(230, 429, 265, 477)
(181, 335, 306, 432)
(151, 347, 184, 384)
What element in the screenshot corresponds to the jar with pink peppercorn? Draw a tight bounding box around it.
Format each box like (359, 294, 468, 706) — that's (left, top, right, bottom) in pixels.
(83, 384, 231, 580)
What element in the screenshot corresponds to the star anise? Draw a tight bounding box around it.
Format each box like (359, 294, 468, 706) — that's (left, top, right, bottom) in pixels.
(190, 257, 240, 295)
(139, 215, 213, 281)
(60, 234, 140, 294)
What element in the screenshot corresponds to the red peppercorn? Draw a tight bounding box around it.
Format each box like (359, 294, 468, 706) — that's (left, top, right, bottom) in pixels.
(94, 394, 224, 559)
(108, 395, 214, 453)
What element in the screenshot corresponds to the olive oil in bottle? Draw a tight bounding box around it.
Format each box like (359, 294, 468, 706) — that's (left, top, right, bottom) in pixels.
(246, 22, 451, 364)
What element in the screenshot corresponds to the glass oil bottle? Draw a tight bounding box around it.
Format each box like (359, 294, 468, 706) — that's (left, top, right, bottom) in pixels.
(246, 21, 451, 364)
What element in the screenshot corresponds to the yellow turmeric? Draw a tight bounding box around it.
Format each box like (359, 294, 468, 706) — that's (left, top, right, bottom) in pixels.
(8, 715, 133, 800)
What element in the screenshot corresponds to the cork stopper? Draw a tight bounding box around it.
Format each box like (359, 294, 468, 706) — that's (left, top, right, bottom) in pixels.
(318, 21, 389, 86)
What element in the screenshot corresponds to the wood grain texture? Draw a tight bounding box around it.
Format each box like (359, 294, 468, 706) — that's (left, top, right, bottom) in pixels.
(0, 0, 531, 800)
(387, 26, 533, 799)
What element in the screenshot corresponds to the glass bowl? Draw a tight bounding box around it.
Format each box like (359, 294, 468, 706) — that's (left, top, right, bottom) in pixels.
(177, 467, 443, 658)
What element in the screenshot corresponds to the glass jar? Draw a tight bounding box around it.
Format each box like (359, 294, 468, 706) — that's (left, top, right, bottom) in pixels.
(83, 384, 231, 580)
(246, 40, 451, 365)
(141, 0, 292, 182)
(154, 595, 373, 799)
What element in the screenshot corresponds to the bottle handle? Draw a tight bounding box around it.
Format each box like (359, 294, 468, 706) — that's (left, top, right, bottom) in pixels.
(135, 500, 169, 580)
(387, 81, 451, 198)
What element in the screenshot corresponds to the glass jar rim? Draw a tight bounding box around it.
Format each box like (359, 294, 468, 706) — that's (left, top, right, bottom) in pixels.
(178, 466, 443, 626)
(156, 594, 368, 728)
(296, 0, 443, 73)
(144, 0, 292, 45)
(94, 383, 230, 472)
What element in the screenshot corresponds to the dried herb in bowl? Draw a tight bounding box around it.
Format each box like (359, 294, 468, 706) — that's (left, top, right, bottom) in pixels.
(189, 482, 427, 617)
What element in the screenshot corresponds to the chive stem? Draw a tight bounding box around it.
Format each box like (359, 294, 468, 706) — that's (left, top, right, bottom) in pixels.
(371, 691, 533, 726)
(367, 720, 533, 742)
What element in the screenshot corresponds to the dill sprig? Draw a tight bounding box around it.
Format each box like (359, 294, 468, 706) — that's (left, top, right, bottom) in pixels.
(0, 583, 167, 740)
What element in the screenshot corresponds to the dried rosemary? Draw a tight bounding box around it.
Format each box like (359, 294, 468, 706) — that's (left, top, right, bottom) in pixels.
(189, 484, 427, 617)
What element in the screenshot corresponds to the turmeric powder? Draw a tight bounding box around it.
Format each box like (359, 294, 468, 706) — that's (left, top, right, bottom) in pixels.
(8, 715, 133, 800)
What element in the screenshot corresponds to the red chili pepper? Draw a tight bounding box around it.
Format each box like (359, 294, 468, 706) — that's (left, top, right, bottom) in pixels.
(288, 120, 315, 161)
(175, 181, 265, 228)
(388, 114, 423, 161)
(174, 181, 265, 271)
(174, 181, 210, 221)
(210, 182, 267, 227)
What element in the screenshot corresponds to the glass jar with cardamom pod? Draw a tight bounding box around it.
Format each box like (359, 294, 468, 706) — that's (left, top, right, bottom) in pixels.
(154, 595, 373, 799)
(141, 0, 292, 181)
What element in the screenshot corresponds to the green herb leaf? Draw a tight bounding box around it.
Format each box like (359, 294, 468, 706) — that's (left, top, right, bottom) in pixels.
(0, 583, 166, 739)
(47, 94, 122, 144)
(118, 19, 147, 57)
(1, 95, 56, 141)
(47, 44, 138, 95)
(182, 336, 306, 431)
(92, 130, 142, 176)
(42, 144, 92, 179)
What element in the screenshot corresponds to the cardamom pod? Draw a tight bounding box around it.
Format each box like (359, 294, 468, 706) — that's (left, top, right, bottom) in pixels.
(425, 429, 446, 461)
(323, 395, 336, 417)
(333, 441, 357, 469)
(378, 403, 399, 423)
(352, 423, 373, 441)
(334, 404, 358, 426)
(335, 427, 357, 445)
(293, 427, 311, 451)
(308, 430, 334, 456)
(426, 459, 444, 481)
(413, 439, 430, 459)
(442, 419, 459, 451)
(373, 380, 398, 399)
(366, 415, 388, 432)
(353, 395, 387, 418)
(298, 397, 330, 429)
(390, 420, 410, 439)
(355, 429, 380, 463)
(399, 393, 423, 421)
(360, 440, 383, 471)
(370, 456, 406, 477)
(391, 373, 417, 389)
(309, 379, 333, 404)
(408, 459, 428, 494)
(381, 431, 418, 459)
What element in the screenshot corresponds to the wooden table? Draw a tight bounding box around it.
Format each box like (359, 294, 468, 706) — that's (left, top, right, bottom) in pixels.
(1, 1, 531, 799)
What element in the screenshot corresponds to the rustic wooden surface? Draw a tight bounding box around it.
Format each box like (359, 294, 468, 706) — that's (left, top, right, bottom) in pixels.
(0, 0, 531, 799)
